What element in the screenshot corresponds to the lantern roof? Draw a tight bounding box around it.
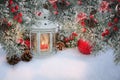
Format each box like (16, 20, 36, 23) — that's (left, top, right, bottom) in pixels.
(31, 20, 57, 29)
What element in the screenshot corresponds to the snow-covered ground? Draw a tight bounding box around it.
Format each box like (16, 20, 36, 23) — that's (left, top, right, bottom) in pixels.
(0, 47, 120, 80)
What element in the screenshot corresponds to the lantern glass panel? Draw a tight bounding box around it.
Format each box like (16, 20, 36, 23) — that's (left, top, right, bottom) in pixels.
(40, 33, 50, 52)
(52, 33, 56, 48)
(31, 33, 37, 53)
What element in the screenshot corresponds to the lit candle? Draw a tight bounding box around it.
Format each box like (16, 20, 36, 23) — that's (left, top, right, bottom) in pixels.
(40, 41, 48, 50)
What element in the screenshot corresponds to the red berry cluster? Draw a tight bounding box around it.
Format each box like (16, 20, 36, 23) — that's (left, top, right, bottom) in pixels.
(17, 38, 30, 48)
(102, 29, 110, 37)
(64, 32, 78, 42)
(112, 18, 119, 32)
(101, 0, 120, 37)
(48, 0, 71, 15)
(77, 13, 98, 33)
(3, 18, 12, 27)
(102, 17, 119, 37)
(8, 0, 23, 23)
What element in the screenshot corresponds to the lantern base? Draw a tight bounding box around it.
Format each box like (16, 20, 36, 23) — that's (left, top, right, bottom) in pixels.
(31, 48, 57, 58)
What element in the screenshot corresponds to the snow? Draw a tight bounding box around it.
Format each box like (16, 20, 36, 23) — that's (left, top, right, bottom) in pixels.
(32, 20, 57, 29)
(0, 47, 120, 80)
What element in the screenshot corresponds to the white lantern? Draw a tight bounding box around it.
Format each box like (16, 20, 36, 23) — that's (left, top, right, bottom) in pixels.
(30, 20, 57, 56)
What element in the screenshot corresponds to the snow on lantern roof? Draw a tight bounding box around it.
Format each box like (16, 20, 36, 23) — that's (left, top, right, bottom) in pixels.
(31, 20, 58, 32)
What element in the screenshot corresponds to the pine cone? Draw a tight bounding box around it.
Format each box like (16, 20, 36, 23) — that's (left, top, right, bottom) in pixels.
(56, 41, 65, 50)
(6, 55, 21, 65)
(21, 49, 32, 62)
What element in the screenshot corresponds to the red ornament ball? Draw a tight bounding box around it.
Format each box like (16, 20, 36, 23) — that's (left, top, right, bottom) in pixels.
(77, 39, 92, 55)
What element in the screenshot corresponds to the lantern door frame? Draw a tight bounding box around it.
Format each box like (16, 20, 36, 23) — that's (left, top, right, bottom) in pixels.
(30, 28, 56, 56)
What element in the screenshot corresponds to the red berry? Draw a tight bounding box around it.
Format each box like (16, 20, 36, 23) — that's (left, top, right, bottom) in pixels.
(102, 32, 106, 37)
(81, 28, 86, 32)
(24, 40, 30, 48)
(80, 20, 86, 27)
(54, 11, 58, 15)
(18, 12, 22, 17)
(7, 22, 12, 27)
(108, 22, 113, 27)
(89, 15, 94, 19)
(105, 29, 110, 35)
(114, 18, 119, 23)
(11, 7, 16, 13)
(17, 17, 22, 23)
(38, 12, 41, 16)
(9, 0, 13, 6)
(113, 26, 119, 31)
(52, 3, 57, 10)
(13, 15, 18, 20)
(64, 38, 69, 42)
(72, 32, 78, 36)
(16, 38, 24, 44)
(15, 5, 19, 10)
